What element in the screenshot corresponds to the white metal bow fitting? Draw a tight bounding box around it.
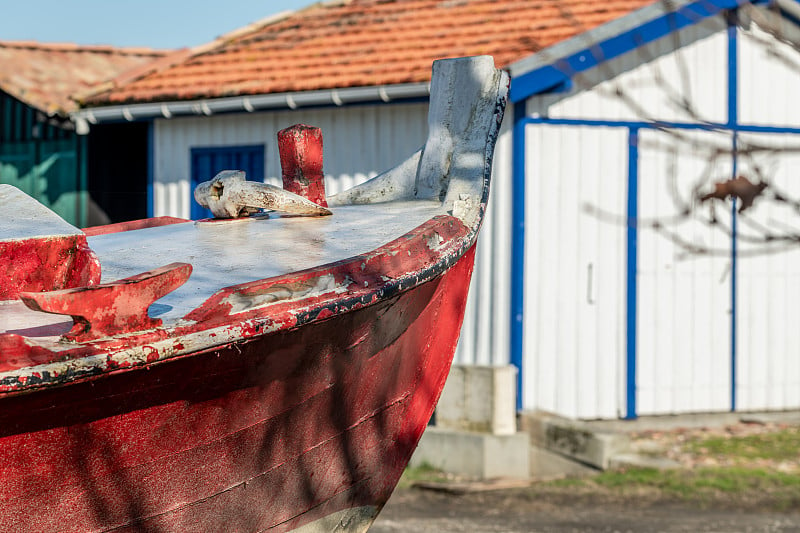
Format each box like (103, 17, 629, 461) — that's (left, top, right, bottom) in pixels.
(193, 170, 332, 218)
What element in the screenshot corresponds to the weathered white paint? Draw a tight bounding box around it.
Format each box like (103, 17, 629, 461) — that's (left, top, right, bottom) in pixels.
(290, 505, 378, 533)
(521, 124, 627, 419)
(153, 103, 429, 218)
(327, 56, 509, 232)
(89, 201, 443, 322)
(0, 299, 72, 343)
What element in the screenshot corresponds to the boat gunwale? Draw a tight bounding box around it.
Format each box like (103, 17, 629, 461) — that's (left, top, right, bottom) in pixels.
(0, 214, 475, 395)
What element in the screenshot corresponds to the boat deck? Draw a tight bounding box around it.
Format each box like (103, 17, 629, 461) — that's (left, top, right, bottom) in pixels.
(0, 200, 444, 345)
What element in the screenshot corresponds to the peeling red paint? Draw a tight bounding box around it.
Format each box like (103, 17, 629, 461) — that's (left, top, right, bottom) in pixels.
(0, 334, 61, 371)
(0, 234, 101, 300)
(19, 263, 192, 342)
(316, 308, 334, 321)
(144, 346, 159, 363)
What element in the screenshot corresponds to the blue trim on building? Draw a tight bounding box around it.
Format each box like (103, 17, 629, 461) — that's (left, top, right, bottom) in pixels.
(146, 121, 155, 218)
(625, 127, 640, 420)
(509, 0, 768, 103)
(728, 20, 739, 412)
(511, 103, 527, 411)
(516, 116, 800, 135)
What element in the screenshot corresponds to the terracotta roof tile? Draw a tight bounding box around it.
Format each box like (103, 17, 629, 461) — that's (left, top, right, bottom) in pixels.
(86, 0, 655, 106)
(0, 41, 169, 115)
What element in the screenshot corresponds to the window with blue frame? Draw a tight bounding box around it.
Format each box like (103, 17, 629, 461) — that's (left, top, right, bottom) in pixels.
(190, 144, 265, 219)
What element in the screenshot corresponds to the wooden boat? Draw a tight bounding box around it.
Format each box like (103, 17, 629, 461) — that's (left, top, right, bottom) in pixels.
(0, 56, 508, 532)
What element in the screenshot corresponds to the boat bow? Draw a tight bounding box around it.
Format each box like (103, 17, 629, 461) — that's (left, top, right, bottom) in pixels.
(0, 55, 508, 533)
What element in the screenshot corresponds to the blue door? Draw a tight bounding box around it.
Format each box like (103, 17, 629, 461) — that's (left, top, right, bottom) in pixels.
(190, 145, 265, 219)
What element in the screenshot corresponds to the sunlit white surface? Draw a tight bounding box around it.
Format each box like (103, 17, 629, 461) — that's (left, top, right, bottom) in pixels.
(88, 201, 443, 322)
(0, 185, 82, 241)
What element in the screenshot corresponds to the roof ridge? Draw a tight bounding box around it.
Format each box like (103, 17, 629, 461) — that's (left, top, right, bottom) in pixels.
(0, 40, 169, 56)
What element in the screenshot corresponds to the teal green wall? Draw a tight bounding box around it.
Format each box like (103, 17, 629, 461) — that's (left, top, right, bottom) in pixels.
(0, 91, 87, 227)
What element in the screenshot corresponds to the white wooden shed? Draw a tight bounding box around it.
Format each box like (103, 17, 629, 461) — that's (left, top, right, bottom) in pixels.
(74, 0, 800, 420)
(506, 0, 800, 419)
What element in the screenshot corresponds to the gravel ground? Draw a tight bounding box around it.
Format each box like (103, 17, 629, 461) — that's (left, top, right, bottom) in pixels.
(372, 488, 800, 532)
(371, 420, 800, 532)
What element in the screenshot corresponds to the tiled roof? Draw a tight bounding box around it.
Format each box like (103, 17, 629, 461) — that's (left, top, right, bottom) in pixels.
(85, 0, 655, 106)
(0, 41, 168, 115)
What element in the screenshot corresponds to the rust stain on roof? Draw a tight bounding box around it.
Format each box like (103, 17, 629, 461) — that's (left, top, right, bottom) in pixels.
(0, 41, 169, 115)
(85, 0, 654, 106)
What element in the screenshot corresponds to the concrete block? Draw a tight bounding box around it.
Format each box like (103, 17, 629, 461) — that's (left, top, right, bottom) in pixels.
(529, 445, 598, 479)
(521, 411, 630, 470)
(410, 427, 530, 480)
(436, 365, 517, 435)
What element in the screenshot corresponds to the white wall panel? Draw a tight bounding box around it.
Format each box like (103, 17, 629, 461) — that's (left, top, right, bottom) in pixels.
(522, 124, 627, 419)
(637, 129, 732, 415)
(735, 132, 800, 411)
(740, 23, 800, 127)
(527, 22, 728, 124)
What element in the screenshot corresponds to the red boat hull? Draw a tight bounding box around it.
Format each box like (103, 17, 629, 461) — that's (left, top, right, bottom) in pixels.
(0, 245, 475, 532)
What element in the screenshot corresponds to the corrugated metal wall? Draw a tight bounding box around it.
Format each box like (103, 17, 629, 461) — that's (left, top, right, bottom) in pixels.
(739, 23, 800, 126)
(454, 121, 513, 367)
(519, 24, 731, 418)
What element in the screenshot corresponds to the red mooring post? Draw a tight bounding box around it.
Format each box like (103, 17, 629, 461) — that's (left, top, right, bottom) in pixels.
(277, 124, 328, 207)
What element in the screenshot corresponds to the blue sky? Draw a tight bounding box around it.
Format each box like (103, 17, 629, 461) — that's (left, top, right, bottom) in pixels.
(0, 1, 318, 49)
